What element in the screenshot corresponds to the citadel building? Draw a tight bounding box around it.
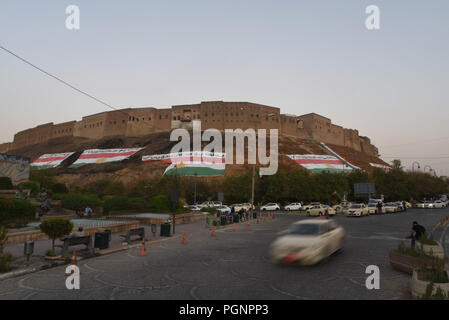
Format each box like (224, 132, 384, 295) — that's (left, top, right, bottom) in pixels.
(0, 101, 379, 157)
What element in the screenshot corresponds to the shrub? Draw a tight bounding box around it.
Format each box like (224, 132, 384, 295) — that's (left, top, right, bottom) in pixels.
(0, 198, 36, 226)
(0, 226, 8, 254)
(417, 258, 448, 283)
(212, 220, 218, 227)
(51, 183, 69, 194)
(18, 181, 39, 197)
(0, 253, 15, 273)
(39, 218, 73, 255)
(150, 195, 171, 211)
(61, 194, 101, 211)
(419, 233, 438, 246)
(29, 169, 57, 190)
(0, 177, 13, 190)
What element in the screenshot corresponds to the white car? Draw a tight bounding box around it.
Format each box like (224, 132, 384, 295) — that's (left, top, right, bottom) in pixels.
(346, 204, 369, 217)
(212, 201, 223, 208)
(216, 205, 231, 214)
(261, 203, 280, 211)
(269, 219, 345, 265)
(185, 205, 202, 211)
(423, 201, 436, 209)
(284, 202, 302, 211)
(433, 200, 445, 209)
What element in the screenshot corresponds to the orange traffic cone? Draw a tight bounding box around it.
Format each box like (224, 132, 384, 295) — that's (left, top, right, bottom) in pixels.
(140, 239, 146, 256)
(211, 227, 215, 237)
(71, 250, 77, 265)
(182, 231, 187, 244)
(247, 220, 251, 227)
(233, 223, 236, 232)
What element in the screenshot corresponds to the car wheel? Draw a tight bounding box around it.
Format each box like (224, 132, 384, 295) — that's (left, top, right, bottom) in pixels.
(319, 212, 322, 216)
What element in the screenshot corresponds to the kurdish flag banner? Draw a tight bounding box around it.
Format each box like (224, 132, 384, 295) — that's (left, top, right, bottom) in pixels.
(142, 151, 226, 176)
(287, 154, 353, 173)
(320, 143, 362, 170)
(69, 148, 143, 168)
(31, 152, 74, 169)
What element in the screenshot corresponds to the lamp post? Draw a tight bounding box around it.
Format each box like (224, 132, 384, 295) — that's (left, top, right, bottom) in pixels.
(412, 161, 420, 172)
(424, 165, 432, 174)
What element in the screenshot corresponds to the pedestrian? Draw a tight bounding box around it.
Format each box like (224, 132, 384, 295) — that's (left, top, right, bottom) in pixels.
(84, 206, 93, 217)
(206, 215, 210, 228)
(408, 221, 426, 248)
(377, 201, 383, 214)
(402, 201, 407, 212)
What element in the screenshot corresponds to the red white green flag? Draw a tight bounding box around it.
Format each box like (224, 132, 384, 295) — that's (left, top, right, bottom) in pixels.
(31, 152, 74, 169)
(69, 148, 142, 168)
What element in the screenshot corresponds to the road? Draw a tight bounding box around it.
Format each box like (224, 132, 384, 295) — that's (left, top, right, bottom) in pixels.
(1, 207, 448, 300)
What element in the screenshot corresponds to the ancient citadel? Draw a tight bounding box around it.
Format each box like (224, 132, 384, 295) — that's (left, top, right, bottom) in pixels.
(0, 101, 379, 157)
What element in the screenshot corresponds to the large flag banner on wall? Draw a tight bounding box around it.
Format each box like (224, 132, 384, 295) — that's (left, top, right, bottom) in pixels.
(31, 152, 75, 169)
(142, 151, 226, 176)
(0, 153, 30, 184)
(69, 148, 143, 168)
(287, 154, 353, 173)
(320, 143, 362, 170)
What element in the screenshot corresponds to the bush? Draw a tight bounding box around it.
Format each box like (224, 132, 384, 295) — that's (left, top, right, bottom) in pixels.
(0, 198, 36, 226)
(39, 218, 73, 255)
(0, 253, 15, 273)
(149, 195, 185, 213)
(419, 233, 438, 246)
(29, 169, 57, 190)
(418, 258, 448, 283)
(103, 196, 146, 215)
(18, 181, 39, 197)
(61, 194, 101, 211)
(51, 183, 69, 194)
(0, 177, 13, 190)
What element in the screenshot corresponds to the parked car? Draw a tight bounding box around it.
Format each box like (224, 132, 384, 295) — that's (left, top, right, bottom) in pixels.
(393, 202, 405, 212)
(284, 202, 302, 211)
(303, 202, 321, 211)
(307, 204, 328, 216)
(185, 205, 202, 211)
(200, 201, 215, 208)
(261, 203, 280, 211)
(240, 203, 255, 212)
(384, 202, 399, 213)
(423, 201, 436, 209)
(332, 201, 352, 214)
(415, 201, 426, 208)
(367, 203, 383, 214)
(212, 201, 222, 208)
(322, 205, 336, 216)
(216, 205, 231, 214)
(269, 219, 345, 265)
(433, 200, 445, 209)
(346, 203, 369, 217)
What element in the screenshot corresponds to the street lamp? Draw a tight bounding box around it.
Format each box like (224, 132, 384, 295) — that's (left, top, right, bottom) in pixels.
(424, 165, 432, 173)
(412, 161, 420, 172)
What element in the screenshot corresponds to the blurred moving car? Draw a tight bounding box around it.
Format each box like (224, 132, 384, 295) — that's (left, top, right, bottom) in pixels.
(269, 219, 344, 265)
(261, 203, 280, 211)
(284, 202, 302, 211)
(346, 203, 369, 217)
(216, 205, 231, 214)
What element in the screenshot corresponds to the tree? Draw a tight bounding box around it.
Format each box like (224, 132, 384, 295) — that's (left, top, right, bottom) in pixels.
(39, 218, 73, 255)
(391, 159, 403, 171)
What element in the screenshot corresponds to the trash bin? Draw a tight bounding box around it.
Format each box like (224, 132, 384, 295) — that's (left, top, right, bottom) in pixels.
(160, 222, 171, 237)
(220, 216, 227, 226)
(233, 214, 239, 223)
(94, 232, 109, 250)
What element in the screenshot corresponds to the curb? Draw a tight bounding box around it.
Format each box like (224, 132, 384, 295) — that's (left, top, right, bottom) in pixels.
(0, 237, 176, 281)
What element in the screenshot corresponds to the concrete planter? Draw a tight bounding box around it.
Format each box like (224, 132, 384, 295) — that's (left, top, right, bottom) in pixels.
(389, 251, 433, 275)
(420, 241, 445, 259)
(410, 270, 449, 298)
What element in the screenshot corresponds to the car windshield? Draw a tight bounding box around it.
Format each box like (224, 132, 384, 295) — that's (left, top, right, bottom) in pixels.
(288, 223, 320, 235)
(385, 203, 394, 206)
(368, 204, 376, 207)
(350, 204, 361, 209)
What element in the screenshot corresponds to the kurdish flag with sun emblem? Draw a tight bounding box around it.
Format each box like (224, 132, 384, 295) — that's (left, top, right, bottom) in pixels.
(286, 154, 353, 173)
(142, 151, 226, 176)
(69, 148, 143, 168)
(31, 152, 75, 169)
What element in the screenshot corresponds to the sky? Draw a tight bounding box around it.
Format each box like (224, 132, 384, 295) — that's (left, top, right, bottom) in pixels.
(1, 0, 448, 175)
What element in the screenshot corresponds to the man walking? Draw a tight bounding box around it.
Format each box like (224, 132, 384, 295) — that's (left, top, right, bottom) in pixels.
(408, 221, 426, 248)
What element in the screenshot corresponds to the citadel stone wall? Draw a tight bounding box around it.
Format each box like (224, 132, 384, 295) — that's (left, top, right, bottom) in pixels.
(5, 101, 379, 157)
